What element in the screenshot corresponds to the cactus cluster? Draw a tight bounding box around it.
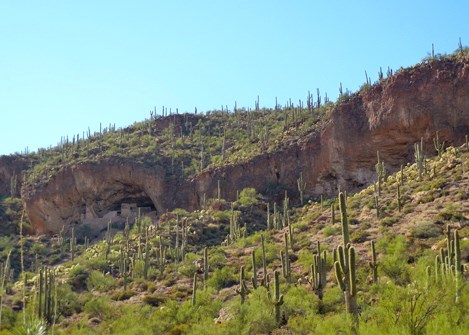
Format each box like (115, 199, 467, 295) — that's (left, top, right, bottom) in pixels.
(435, 225, 462, 301)
(37, 267, 56, 324)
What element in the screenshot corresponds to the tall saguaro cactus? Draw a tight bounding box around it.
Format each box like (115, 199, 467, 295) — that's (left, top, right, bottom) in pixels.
(414, 138, 425, 181)
(310, 241, 327, 300)
(375, 151, 386, 195)
(369, 241, 378, 284)
(335, 192, 358, 325)
(203, 247, 209, 289)
(297, 172, 306, 205)
(334, 246, 357, 315)
(270, 271, 284, 326)
(433, 130, 445, 157)
(237, 265, 249, 304)
(339, 192, 350, 247)
(192, 273, 198, 307)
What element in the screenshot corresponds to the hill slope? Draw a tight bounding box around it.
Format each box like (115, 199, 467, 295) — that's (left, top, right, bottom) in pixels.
(11, 51, 469, 234)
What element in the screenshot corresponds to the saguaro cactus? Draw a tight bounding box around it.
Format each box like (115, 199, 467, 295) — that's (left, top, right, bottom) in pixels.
(375, 151, 386, 195)
(414, 138, 425, 181)
(331, 203, 335, 224)
(369, 241, 378, 284)
(251, 250, 258, 289)
(434, 225, 462, 302)
(339, 192, 350, 246)
(237, 265, 249, 304)
(397, 184, 402, 213)
(70, 227, 76, 261)
(203, 247, 209, 289)
(260, 234, 269, 288)
(281, 233, 291, 281)
(192, 273, 198, 307)
(297, 172, 306, 205)
(334, 245, 358, 317)
(335, 192, 358, 324)
(433, 130, 445, 157)
(310, 241, 327, 300)
(270, 271, 284, 326)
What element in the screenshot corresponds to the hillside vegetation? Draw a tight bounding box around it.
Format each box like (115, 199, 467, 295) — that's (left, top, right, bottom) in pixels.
(0, 140, 468, 334)
(0, 50, 469, 335)
(18, 48, 468, 189)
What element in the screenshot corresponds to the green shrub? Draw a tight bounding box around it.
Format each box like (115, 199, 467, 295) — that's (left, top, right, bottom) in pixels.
(83, 296, 113, 319)
(56, 284, 83, 317)
(111, 290, 137, 301)
(86, 270, 116, 291)
(350, 229, 369, 243)
(143, 294, 166, 307)
(238, 188, 260, 207)
(411, 222, 441, 239)
(378, 235, 411, 285)
(207, 266, 237, 291)
(380, 216, 399, 227)
(68, 264, 89, 291)
(323, 225, 341, 237)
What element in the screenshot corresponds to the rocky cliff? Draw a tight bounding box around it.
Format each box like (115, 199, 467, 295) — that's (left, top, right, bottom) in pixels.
(17, 55, 469, 234)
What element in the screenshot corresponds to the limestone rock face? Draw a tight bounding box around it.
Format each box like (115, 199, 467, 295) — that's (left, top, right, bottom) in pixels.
(21, 158, 182, 234)
(18, 57, 469, 233)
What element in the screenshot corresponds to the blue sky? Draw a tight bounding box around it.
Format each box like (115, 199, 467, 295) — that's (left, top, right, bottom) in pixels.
(0, 1, 467, 155)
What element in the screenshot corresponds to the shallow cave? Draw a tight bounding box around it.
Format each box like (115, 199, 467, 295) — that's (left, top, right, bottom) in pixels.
(110, 193, 156, 214)
(92, 183, 157, 218)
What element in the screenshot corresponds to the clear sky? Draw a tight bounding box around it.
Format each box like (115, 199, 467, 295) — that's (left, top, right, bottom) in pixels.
(0, 1, 467, 155)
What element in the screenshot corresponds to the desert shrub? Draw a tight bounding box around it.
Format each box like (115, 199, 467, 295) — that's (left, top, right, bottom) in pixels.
(436, 203, 466, 222)
(178, 253, 199, 278)
(212, 210, 231, 223)
(0, 306, 16, 330)
(254, 238, 279, 267)
(56, 284, 83, 317)
(68, 264, 89, 291)
(283, 286, 319, 320)
(411, 221, 441, 239)
(111, 290, 137, 301)
(207, 266, 237, 291)
(83, 296, 113, 319)
(350, 229, 369, 243)
(86, 270, 116, 291)
(377, 235, 411, 285)
(142, 294, 166, 307)
(208, 248, 227, 269)
(380, 216, 399, 227)
(238, 188, 260, 207)
(323, 225, 341, 237)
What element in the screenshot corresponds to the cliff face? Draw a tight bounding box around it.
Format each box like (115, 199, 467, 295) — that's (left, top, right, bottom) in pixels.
(20, 56, 469, 234)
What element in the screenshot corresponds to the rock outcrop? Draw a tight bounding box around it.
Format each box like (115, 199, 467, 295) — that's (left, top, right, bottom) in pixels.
(19, 56, 469, 234)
